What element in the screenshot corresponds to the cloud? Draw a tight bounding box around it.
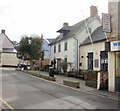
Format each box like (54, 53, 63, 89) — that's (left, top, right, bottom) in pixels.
(0, 0, 108, 42)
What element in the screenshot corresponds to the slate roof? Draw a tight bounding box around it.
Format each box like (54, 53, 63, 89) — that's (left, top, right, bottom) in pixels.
(46, 39, 55, 43)
(80, 26, 107, 46)
(49, 15, 100, 45)
(0, 31, 17, 53)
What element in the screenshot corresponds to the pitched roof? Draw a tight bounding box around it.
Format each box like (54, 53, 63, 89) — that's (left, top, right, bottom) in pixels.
(46, 39, 55, 43)
(50, 15, 100, 45)
(80, 26, 107, 46)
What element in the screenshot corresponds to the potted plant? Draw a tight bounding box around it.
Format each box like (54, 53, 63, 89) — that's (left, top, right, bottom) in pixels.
(83, 70, 98, 81)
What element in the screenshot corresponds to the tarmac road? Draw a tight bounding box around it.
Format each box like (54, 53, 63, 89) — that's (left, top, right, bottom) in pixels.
(1, 68, 119, 110)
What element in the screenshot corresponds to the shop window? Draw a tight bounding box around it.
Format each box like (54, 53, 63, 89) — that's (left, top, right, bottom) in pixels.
(100, 51, 108, 71)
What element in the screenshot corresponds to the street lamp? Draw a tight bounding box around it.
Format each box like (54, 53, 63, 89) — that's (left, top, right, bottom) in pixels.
(39, 58, 41, 75)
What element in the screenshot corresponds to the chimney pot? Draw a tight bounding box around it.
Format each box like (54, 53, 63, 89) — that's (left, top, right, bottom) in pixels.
(1, 30, 5, 34)
(63, 22, 69, 27)
(90, 5, 98, 16)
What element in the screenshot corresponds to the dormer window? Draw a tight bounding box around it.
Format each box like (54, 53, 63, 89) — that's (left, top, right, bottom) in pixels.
(60, 33, 64, 38)
(57, 22, 70, 37)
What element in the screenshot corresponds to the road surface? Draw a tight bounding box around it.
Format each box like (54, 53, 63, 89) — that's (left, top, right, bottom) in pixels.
(1, 68, 119, 110)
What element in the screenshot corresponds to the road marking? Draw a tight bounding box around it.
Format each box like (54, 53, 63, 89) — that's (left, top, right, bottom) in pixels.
(20, 71, 119, 101)
(0, 98, 15, 111)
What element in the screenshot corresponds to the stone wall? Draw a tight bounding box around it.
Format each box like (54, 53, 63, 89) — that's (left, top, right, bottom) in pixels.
(108, 1, 120, 40)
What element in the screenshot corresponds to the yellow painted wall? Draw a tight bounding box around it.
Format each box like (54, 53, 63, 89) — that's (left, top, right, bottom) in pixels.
(116, 52, 120, 76)
(1, 53, 19, 66)
(79, 42, 105, 71)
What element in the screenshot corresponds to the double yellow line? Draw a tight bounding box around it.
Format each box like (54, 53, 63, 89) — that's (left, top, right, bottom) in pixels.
(0, 98, 15, 111)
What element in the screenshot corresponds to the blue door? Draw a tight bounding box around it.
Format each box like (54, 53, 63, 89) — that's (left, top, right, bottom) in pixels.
(115, 77, 120, 92)
(115, 52, 120, 92)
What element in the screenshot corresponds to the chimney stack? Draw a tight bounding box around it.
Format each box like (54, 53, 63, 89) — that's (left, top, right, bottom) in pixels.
(63, 22, 69, 27)
(1, 30, 5, 34)
(90, 5, 98, 16)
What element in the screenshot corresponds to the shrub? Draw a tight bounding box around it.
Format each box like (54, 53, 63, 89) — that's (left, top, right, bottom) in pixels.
(41, 65, 50, 72)
(59, 72, 65, 75)
(60, 61, 67, 73)
(53, 69, 59, 75)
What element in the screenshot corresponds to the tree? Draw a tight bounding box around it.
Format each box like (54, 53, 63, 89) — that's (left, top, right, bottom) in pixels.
(18, 35, 43, 70)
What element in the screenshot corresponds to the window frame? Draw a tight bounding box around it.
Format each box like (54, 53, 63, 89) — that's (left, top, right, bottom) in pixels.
(64, 42, 68, 51)
(58, 44, 61, 52)
(54, 45, 56, 53)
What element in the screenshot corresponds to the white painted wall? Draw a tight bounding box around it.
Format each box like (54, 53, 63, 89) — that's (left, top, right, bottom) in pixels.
(51, 37, 75, 63)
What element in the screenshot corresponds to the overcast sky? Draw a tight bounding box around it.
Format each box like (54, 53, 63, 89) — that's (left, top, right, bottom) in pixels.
(0, 0, 108, 42)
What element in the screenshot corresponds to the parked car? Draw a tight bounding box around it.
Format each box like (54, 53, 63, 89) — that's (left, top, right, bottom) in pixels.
(18, 60, 30, 70)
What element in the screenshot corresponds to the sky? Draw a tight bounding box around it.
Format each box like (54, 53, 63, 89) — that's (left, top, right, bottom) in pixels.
(0, 0, 108, 42)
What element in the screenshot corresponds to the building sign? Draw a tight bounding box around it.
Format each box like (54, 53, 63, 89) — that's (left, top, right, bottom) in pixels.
(102, 13, 112, 33)
(111, 41, 120, 51)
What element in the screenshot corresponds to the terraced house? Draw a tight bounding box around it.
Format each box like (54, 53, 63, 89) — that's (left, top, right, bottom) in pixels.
(49, 6, 102, 71)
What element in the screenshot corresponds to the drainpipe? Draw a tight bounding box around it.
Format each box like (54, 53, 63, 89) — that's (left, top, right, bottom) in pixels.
(73, 34, 79, 70)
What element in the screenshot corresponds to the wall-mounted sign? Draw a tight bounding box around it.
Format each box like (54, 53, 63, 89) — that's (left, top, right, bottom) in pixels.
(111, 41, 120, 51)
(102, 13, 112, 33)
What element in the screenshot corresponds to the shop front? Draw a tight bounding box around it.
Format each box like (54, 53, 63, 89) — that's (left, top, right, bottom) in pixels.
(110, 40, 120, 92)
(115, 52, 120, 92)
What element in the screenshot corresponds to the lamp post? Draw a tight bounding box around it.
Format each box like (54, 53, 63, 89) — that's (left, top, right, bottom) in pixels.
(28, 38, 32, 70)
(39, 58, 41, 75)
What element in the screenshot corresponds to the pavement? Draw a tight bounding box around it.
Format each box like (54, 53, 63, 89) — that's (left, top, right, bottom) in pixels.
(28, 70, 119, 100)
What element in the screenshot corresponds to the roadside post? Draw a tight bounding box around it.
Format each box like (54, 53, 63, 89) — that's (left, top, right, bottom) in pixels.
(39, 58, 41, 76)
